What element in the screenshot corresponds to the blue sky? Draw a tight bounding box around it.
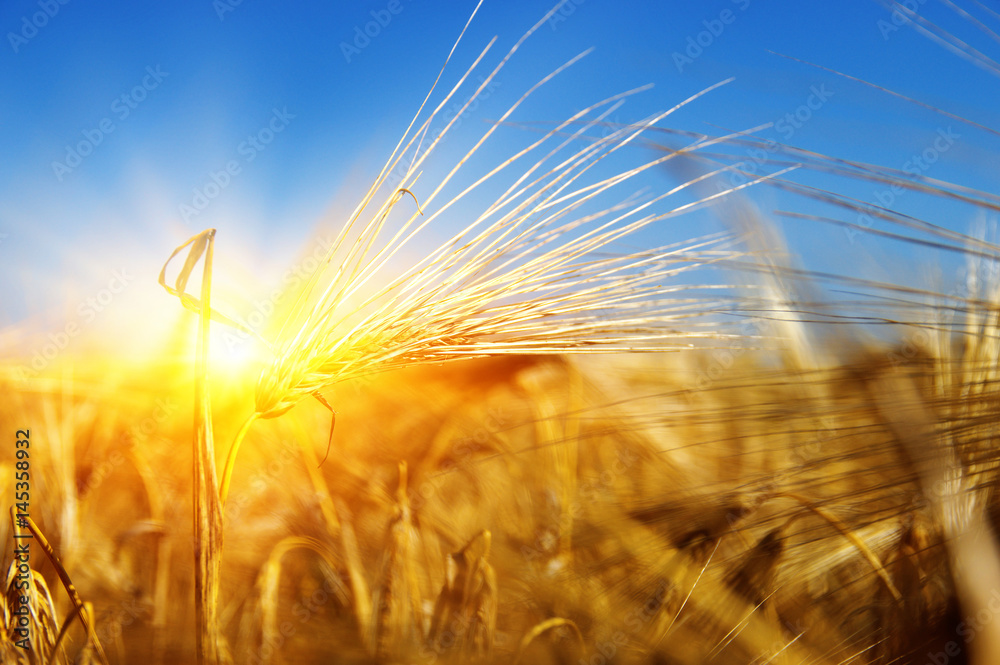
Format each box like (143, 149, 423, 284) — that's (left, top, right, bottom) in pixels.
(2, 0, 999, 358)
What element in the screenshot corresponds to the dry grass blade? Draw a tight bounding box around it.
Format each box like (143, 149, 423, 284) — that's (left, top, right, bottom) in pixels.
(48, 600, 89, 663)
(875, 0, 1000, 77)
(12, 510, 109, 665)
(769, 51, 1000, 139)
(159, 229, 226, 665)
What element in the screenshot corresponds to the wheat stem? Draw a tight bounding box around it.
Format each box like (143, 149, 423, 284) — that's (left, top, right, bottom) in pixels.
(161, 229, 227, 664)
(219, 411, 260, 507)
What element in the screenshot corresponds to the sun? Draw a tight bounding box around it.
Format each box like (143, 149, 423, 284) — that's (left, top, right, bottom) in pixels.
(206, 326, 271, 378)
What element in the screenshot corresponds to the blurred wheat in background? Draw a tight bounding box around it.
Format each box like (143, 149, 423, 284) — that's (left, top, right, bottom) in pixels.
(5, 1, 1000, 664)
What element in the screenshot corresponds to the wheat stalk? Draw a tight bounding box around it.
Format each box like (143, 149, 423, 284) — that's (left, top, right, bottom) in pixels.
(158, 230, 226, 664)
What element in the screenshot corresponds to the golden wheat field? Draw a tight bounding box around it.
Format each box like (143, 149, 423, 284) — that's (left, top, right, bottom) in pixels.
(5, 2, 1000, 664)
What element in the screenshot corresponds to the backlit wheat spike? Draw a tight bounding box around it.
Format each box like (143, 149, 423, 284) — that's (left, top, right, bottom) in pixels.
(252, 112, 737, 419)
(199, 6, 765, 502)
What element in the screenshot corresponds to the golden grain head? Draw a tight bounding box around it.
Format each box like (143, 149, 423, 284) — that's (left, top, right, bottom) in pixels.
(245, 33, 748, 423)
